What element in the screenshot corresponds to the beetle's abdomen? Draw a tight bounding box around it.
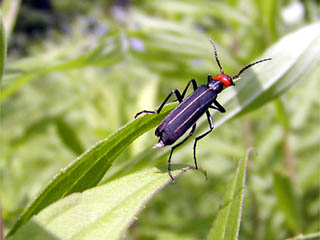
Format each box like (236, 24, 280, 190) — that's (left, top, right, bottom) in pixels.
(155, 85, 217, 145)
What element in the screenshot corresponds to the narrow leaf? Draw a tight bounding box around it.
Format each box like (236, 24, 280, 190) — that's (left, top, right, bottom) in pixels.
(207, 149, 251, 240)
(286, 232, 320, 240)
(9, 167, 191, 240)
(273, 171, 302, 233)
(0, 44, 122, 103)
(55, 118, 85, 155)
(0, 10, 6, 82)
(0, 203, 3, 240)
(1, 0, 21, 39)
(7, 104, 177, 236)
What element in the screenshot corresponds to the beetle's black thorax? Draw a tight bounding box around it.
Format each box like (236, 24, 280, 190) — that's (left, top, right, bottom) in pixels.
(208, 80, 224, 94)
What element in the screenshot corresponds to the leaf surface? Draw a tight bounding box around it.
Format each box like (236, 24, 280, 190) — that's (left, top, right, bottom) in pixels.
(9, 167, 191, 240)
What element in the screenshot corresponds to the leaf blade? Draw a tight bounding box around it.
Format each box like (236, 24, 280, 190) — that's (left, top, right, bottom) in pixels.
(9, 167, 191, 240)
(7, 104, 177, 237)
(0, 10, 6, 82)
(207, 149, 250, 240)
(273, 171, 302, 233)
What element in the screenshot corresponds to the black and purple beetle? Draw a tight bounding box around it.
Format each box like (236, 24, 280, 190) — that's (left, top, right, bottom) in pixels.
(135, 39, 271, 181)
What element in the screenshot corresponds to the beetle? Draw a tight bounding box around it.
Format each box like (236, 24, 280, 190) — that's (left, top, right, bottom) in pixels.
(135, 39, 271, 182)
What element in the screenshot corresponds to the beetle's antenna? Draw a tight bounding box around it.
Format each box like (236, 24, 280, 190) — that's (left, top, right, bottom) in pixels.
(233, 58, 271, 80)
(209, 39, 224, 74)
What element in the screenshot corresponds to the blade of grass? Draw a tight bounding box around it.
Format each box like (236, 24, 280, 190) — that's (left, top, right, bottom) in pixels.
(7, 103, 177, 237)
(55, 118, 85, 155)
(0, 0, 21, 40)
(273, 171, 302, 233)
(0, 203, 3, 240)
(0, 10, 6, 82)
(207, 148, 251, 240)
(286, 232, 320, 240)
(8, 167, 192, 240)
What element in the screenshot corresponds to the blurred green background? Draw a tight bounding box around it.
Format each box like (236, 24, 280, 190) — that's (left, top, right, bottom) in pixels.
(0, 0, 319, 239)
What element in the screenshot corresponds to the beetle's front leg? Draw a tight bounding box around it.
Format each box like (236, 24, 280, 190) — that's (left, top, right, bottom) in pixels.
(135, 79, 199, 118)
(135, 89, 183, 118)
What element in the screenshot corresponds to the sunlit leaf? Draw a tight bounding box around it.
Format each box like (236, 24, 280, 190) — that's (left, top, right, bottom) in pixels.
(7, 104, 176, 236)
(9, 167, 191, 240)
(214, 23, 320, 126)
(0, 0, 21, 39)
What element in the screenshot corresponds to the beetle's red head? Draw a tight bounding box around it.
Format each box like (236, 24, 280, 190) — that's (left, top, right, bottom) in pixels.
(213, 74, 234, 87)
(209, 38, 271, 87)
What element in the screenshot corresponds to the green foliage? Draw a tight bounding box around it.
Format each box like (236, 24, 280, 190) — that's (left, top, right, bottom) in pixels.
(1, 0, 319, 239)
(7, 103, 176, 236)
(273, 171, 302, 233)
(0, 10, 6, 81)
(8, 167, 192, 240)
(208, 149, 250, 240)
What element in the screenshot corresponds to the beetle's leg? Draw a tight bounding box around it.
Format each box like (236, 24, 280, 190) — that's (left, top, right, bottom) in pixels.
(168, 124, 197, 182)
(135, 89, 183, 118)
(181, 79, 198, 99)
(210, 99, 226, 113)
(135, 79, 198, 118)
(155, 89, 184, 114)
(193, 111, 214, 169)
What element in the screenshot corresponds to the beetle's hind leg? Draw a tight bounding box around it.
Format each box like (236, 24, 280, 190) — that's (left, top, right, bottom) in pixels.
(193, 110, 214, 169)
(168, 124, 196, 183)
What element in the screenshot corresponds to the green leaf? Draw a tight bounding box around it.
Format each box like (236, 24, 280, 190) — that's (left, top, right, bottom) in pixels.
(273, 171, 302, 233)
(1, 0, 21, 39)
(0, 41, 123, 103)
(0, 10, 6, 82)
(285, 232, 320, 240)
(55, 118, 85, 155)
(0, 202, 3, 240)
(7, 104, 177, 237)
(8, 167, 191, 240)
(214, 23, 320, 126)
(207, 149, 250, 240)
(274, 98, 290, 130)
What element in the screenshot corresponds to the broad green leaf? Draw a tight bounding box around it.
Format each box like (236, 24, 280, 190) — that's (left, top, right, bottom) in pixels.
(0, 10, 6, 82)
(7, 104, 176, 237)
(273, 171, 302, 233)
(214, 23, 320, 127)
(207, 149, 250, 240)
(286, 232, 320, 240)
(9, 167, 191, 240)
